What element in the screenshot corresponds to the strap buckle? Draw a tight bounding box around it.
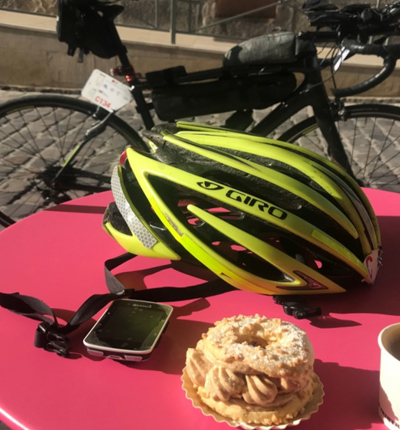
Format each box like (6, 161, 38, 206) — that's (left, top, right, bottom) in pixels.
(273, 296, 322, 319)
(34, 322, 71, 357)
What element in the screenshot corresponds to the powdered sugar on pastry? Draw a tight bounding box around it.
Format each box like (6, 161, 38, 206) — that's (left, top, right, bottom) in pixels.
(200, 315, 314, 377)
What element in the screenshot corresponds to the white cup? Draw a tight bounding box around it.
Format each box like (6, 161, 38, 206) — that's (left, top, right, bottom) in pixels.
(378, 322, 400, 430)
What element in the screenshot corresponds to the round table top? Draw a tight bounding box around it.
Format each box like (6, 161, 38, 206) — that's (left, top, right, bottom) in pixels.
(0, 188, 399, 430)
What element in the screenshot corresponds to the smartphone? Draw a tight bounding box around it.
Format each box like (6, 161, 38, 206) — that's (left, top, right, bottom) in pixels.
(83, 299, 173, 362)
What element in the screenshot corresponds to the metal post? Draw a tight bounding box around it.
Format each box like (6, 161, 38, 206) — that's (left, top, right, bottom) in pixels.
(198, 1, 281, 32)
(170, 0, 177, 44)
(188, 0, 192, 34)
(155, 0, 159, 29)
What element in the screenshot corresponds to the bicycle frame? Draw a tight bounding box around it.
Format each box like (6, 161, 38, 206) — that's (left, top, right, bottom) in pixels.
(51, 0, 400, 198)
(58, 47, 353, 189)
(127, 49, 353, 175)
(249, 54, 352, 173)
(56, 4, 354, 178)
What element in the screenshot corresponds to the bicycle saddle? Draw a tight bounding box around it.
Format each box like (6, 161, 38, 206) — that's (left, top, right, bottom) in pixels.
(302, 0, 338, 12)
(70, 0, 124, 19)
(223, 32, 316, 67)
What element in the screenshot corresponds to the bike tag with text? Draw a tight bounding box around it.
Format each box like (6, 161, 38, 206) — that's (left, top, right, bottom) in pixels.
(81, 69, 132, 112)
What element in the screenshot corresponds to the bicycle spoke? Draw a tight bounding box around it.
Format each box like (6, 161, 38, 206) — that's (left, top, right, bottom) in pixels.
(0, 95, 141, 225)
(16, 109, 56, 162)
(349, 117, 358, 174)
(366, 148, 400, 184)
(362, 117, 375, 184)
(361, 120, 400, 186)
(369, 119, 394, 177)
(282, 104, 400, 192)
(50, 106, 70, 157)
(1, 109, 59, 169)
(0, 112, 47, 157)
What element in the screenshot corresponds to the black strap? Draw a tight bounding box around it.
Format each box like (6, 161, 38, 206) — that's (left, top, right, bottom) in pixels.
(0, 253, 235, 358)
(0, 289, 129, 357)
(104, 253, 235, 300)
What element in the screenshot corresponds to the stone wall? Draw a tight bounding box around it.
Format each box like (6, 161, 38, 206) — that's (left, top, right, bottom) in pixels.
(0, 0, 399, 97)
(0, 0, 382, 39)
(0, 0, 56, 14)
(0, 16, 228, 89)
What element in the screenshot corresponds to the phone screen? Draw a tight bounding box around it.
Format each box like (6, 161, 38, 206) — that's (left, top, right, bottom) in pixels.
(84, 300, 172, 352)
(98, 305, 165, 348)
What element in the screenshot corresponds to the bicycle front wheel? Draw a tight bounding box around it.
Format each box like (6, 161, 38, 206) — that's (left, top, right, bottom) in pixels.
(0, 95, 144, 225)
(279, 104, 400, 192)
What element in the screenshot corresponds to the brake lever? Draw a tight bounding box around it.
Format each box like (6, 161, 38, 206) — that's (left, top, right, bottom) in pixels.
(333, 46, 351, 72)
(387, 4, 400, 21)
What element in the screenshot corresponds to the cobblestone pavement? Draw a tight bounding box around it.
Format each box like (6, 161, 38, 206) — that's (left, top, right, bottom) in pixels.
(1, 88, 400, 231)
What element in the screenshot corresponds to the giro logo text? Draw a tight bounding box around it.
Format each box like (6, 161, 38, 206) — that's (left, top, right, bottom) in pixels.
(197, 181, 287, 220)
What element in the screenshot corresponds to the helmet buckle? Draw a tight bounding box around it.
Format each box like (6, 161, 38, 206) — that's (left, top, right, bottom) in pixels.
(273, 296, 322, 319)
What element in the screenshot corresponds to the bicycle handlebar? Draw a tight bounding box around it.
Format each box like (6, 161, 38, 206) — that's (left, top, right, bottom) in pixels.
(329, 37, 400, 97)
(332, 56, 396, 98)
(304, 1, 400, 97)
(342, 38, 396, 58)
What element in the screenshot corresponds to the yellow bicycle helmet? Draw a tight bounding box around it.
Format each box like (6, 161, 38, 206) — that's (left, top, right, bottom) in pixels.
(103, 121, 382, 296)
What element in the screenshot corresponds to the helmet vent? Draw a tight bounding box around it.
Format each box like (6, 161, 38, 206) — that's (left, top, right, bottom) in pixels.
(210, 239, 289, 282)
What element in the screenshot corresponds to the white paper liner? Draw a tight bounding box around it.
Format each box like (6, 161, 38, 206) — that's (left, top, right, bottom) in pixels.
(181, 369, 324, 430)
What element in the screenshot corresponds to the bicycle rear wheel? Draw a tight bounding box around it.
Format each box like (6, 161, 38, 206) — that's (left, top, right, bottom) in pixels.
(279, 103, 400, 192)
(0, 95, 144, 225)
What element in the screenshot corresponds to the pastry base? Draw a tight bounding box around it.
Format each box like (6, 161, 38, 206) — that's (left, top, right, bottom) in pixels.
(181, 369, 324, 430)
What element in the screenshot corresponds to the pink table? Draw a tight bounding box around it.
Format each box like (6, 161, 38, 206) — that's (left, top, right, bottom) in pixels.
(0, 189, 399, 430)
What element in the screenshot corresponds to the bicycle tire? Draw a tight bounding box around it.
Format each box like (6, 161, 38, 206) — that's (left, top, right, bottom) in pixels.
(278, 103, 400, 192)
(0, 94, 145, 225)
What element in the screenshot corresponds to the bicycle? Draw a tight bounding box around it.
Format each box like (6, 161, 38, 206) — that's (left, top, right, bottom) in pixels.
(1, 0, 400, 228)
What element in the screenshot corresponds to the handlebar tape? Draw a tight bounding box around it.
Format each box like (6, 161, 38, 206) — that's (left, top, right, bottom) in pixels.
(332, 38, 398, 97)
(342, 37, 400, 58)
(332, 56, 396, 97)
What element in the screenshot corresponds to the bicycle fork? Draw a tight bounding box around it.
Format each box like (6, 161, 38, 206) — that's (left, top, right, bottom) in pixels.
(53, 108, 115, 182)
(303, 57, 355, 178)
(251, 77, 354, 182)
(308, 88, 353, 175)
